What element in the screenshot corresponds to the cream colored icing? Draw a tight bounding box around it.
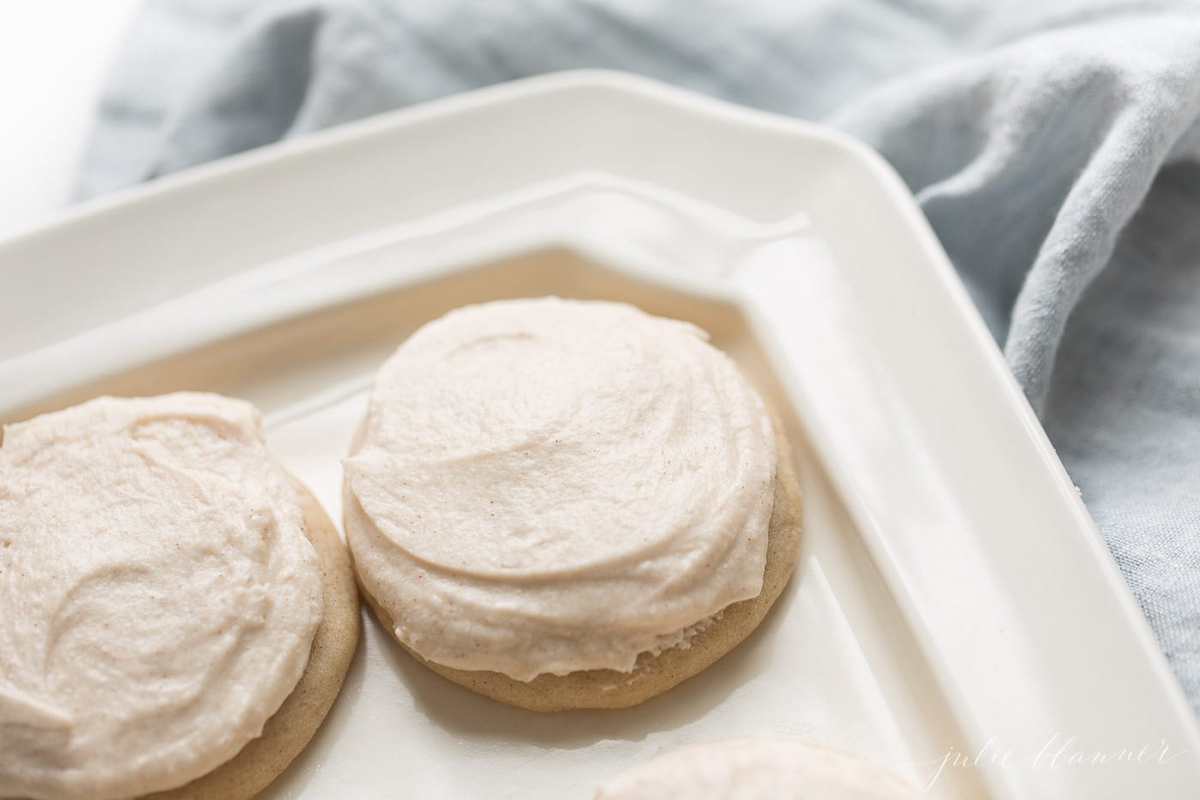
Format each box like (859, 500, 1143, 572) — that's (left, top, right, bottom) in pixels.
(0, 393, 323, 800)
(344, 298, 775, 680)
(594, 740, 920, 799)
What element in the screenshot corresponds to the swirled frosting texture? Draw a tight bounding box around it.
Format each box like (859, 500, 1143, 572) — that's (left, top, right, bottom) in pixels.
(0, 394, 322, 800)
(594, 740, 919, 799)
(344, 298, 775, 680)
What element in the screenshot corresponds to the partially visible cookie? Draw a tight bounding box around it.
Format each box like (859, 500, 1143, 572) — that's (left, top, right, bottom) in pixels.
(594, 740, 920, 799)
(0, 394, 359, 800)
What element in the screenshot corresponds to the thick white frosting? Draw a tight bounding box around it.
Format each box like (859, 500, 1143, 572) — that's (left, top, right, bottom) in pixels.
(0, 393, 323, 800)
(344, 298, 775, 680)
(594, 740, 919, 799)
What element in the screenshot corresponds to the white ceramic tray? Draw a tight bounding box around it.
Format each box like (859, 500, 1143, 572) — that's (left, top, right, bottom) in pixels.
(2, 72, 1197, 800)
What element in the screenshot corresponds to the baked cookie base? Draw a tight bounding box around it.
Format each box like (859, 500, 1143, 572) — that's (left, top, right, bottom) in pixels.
(142, 480, 360, 799)
(355, 428, 802, 712)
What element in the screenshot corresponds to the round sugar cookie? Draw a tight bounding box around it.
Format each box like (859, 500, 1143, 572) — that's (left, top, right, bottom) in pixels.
(343, 298, 803, 711)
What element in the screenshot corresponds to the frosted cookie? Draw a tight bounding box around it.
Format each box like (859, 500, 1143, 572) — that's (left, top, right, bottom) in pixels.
(594, 740, 920, 799)
(344, 297, 802, 710)
(0, 393, 359, 800)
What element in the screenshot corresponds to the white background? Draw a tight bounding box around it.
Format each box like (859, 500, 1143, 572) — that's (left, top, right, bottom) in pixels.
(0, 0, 142, 237)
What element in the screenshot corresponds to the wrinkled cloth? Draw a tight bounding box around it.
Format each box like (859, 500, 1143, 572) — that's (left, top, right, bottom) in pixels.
(79, 0, 1200, 712)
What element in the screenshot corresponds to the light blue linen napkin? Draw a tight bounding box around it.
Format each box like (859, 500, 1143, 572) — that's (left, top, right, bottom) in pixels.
(78, 0, 1200, 713)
